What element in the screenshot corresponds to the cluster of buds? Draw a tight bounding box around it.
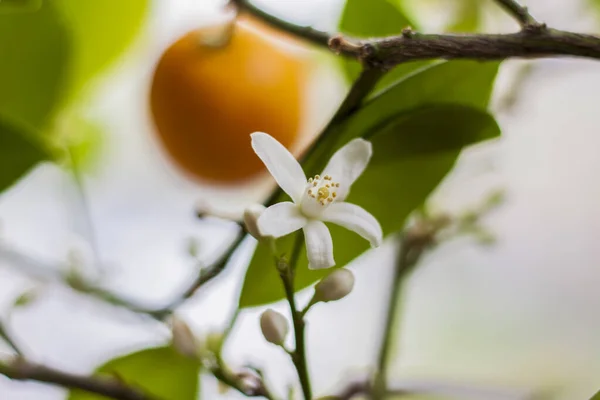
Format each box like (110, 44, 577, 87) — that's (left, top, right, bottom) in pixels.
(259, 268, 355, 346)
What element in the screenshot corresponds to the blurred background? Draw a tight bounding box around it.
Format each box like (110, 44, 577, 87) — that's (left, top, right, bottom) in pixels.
(1, 0, 600, 399)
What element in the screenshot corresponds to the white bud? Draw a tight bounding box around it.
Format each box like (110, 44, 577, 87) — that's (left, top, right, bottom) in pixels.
(171, 317, 199, 359)
(259, 309, 289, 346)
(244, 204, 267, 240)
(314, 268, 355, 303)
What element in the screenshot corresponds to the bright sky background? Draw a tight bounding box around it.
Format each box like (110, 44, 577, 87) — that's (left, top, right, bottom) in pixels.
(1, 0, 600, 399)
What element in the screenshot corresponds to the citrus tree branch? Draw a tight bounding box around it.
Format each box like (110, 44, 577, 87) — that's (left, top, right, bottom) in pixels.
(0, 230, 245, 321)
(0, 358, 157, 400)
(230, 0, 600, 67)
(329, 29, 600, 68)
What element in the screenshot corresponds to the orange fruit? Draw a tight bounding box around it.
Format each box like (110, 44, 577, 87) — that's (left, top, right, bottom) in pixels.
(149, 14, 308, 184)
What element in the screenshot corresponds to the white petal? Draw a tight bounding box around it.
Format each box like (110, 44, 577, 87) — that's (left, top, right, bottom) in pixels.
(258, 202, 307, 238)
(303, 221, 335, 270)
(251, 132, 306, 203)
(322, 138, 372, 200)
(321, 202, 382, 247)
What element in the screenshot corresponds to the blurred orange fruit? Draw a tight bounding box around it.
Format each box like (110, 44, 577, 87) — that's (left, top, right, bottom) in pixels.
(150, 14, 308, 184)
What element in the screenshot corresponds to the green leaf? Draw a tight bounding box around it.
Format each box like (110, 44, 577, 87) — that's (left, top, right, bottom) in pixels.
(0, 0, 147, 154)
(0, 0, 42, 14)
(0, 1, 72, 130)
(54, 0, 149, 102)
(339, 0, 412, 39)
(0, 118, 49, 194)
(338, 0, 428, 93)
(239, 60, 500, 308)
(68, 346, 200, 400)
(590, 389, 600, 400)
(448, 0, 481, 32)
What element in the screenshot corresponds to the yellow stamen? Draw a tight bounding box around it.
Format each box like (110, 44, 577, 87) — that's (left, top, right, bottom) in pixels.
(317, 187, 330, 203)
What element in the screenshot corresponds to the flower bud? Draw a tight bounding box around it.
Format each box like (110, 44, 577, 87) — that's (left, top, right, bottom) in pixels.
(313, 268, 355, 303)
(259, 309, 289, 346)
(244, 204, 266, 240)
(171, 317, 199, 359)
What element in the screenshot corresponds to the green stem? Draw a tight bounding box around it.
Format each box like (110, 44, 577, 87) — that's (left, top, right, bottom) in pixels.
(373, 235, 426, 399)
(278, 234, 312, 400)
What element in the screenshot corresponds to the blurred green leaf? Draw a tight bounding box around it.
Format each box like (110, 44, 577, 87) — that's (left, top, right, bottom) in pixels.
(0, 0, 147, 166)
(55, 0, 149, 103)
(0, 1, 71, 131)
(68, 346, 200, 400)
(339, 0, 412, 44)
(338, 0, 429, 93)
(448, 0, 481, 32)
(0, 0, 42, 14)
(0, 118, 49, 194)
(239, 60, 500, 307)
(590, 389, 600, 400)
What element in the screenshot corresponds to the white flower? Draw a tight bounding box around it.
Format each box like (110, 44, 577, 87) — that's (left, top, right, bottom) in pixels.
(251, 132, 383, 270)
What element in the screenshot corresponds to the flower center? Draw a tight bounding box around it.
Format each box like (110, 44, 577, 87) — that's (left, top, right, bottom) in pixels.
(306, 175, 340, 206)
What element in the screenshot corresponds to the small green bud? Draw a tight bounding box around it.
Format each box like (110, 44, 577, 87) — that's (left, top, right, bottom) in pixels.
(244, 204, 267, 240)
(186, 237, 201, 258)
(259, 309, 289, 346)
(314, 268, 355, 303)
(12, 288, 40, 309)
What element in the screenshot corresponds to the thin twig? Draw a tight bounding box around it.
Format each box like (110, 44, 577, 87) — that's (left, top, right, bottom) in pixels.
(0, 322, 22, 356)
(493, 0, 543, 29)
(210, 310, 277, 399)
(230, 0, 330, 47)
(372, 225, 439, 399)
(0, 358, 156, 400)
(144, 230, 246, 319)
(0, 230, 245, 321)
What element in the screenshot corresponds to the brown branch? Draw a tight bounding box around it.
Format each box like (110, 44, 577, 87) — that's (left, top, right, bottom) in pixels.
(329, 29, 600, 69)
(0, 358, 156, 400)
(230, 0, 600, 69)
